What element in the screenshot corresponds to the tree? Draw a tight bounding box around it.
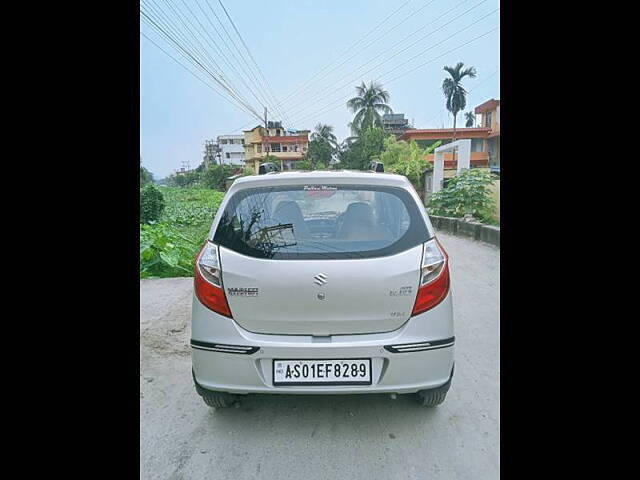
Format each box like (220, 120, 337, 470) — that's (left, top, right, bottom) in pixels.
(381, 137, 442, 190)
(201, 164, 234, 190)
(182, 170, 200, 188)
(339, 126, 389, 170)
(464, 111, 476, 128)
(442, 62, 477, 144)
(140, 157, 153, 187)
(306, 138, 333, 169)
(346, 81, 393, 136)
(311, 123, 338, 149)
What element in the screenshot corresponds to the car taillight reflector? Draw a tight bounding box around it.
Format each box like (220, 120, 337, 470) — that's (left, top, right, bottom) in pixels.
(411, 238, 450, 316)
(194, 242, 232, 318)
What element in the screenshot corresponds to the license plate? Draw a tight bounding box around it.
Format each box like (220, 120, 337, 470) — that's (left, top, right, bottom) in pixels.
(273, 359, 372, 386)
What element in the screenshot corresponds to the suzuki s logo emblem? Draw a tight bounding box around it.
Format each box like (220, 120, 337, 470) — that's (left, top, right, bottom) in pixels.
(317, 293, 326, 300)
(313, 273, 327, 286)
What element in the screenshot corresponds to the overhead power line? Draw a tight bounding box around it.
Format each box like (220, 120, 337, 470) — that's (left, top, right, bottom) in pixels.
(282, 0, 440, 110)
(283, 0, 489, 122)
(287, 26, 500, 127)
(140, 31, 264, 123)
(140, 8, 262, 120)
(192, 0, 278, 119)
(174, 0, 273, 112)
(200, 0, 289, 124)
(216, 0, 289, 125)
(287, 7, 499, 125)
(152, 0, 277, 120)
(279, 0, 414, 106)
(141, 0, 290, 126)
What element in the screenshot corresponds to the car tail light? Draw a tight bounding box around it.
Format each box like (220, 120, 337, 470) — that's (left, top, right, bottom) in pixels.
(194, 242, 232, 318)
(412, 238, 450, 316)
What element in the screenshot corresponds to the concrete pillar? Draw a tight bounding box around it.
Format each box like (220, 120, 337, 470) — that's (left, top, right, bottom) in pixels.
(457, 139, 471, 173)
(433, 151, 444, 194)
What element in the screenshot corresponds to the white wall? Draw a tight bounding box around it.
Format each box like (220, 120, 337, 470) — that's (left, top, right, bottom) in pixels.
(217, 136, 245, 166)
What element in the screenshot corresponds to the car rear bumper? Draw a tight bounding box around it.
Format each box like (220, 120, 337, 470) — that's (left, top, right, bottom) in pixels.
(191, 292, 454, 395)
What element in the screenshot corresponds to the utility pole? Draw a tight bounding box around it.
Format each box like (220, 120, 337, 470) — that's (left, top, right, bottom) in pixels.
(264, 106, 267, 129)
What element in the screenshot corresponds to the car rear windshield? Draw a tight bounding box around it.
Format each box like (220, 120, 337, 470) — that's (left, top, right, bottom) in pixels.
(213, 184, 430, 259)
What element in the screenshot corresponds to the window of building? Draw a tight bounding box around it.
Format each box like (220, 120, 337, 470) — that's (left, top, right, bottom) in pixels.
(226, 153, 231, 159)
(282, 145, 288, 152)
(485, 112, 492, 128)
(271, 143, 281, 152)
(221, 139, 228, 144)
(471, 138, 484, 152)
(257, 145, 262, 153)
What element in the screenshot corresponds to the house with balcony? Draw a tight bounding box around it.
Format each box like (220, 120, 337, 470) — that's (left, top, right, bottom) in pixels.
(399, 98, 500, 177)
(243, 121, 310, 172)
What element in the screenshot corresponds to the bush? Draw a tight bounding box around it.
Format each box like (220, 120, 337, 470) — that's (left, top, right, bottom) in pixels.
(201, 164, 235, 190)
(296, 158, 312, 170)
(140, 184, 166, 223)
(140, 223, 199, 278)
(140, 188, 226, 278)
(427, 168, 496, 222)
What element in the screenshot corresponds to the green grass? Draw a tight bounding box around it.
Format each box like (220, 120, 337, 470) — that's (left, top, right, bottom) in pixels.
(140, 187, 226, 279)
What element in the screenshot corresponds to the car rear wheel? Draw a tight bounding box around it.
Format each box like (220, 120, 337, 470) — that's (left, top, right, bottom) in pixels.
(199, 390, 236, 409)
(193, 370, 237, 409)
(415, 387, 448, 407)
(415, 366, 453, 407)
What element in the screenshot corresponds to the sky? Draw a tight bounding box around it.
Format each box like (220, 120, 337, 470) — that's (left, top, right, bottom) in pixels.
(140, 0, 500, 179)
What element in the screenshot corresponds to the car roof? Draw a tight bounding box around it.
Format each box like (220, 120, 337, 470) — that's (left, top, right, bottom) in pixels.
(231, 170, 413, 189)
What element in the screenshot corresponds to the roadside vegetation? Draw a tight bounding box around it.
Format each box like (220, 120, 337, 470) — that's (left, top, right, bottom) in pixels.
(140, 186, 225, 279)
(427, 169, 497, 224)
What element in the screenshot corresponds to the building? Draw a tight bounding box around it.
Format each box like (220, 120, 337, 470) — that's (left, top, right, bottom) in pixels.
(474, 99, 500, 171)
(243, 121, 310, 172)
(217, 135, 245, 167)
(399, 98, 500, 176)
(382, 113, 412, 136)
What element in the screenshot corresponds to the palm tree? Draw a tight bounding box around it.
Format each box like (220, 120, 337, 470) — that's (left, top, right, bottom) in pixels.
(464, 111, 476, 128)
(442, 62, 477, 143)
(346, 81, 392, 136)
(311, 123, 338, 149)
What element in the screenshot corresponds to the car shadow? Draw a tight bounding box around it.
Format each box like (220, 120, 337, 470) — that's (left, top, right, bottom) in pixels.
(203, 392, 443, 439)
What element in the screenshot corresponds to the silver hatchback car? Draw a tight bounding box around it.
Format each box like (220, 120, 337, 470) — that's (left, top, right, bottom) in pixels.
(191, 171, 454, 408)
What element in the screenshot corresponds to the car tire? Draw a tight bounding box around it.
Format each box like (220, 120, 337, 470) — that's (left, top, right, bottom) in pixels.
(415, 365, 453, 407)
(193, 369, 236, 409)
(199, 390, 236, 409)
(415, 388, 448, 407)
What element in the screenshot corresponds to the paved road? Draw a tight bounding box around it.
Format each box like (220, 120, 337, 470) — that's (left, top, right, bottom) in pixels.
(140, 233, 500, 480)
